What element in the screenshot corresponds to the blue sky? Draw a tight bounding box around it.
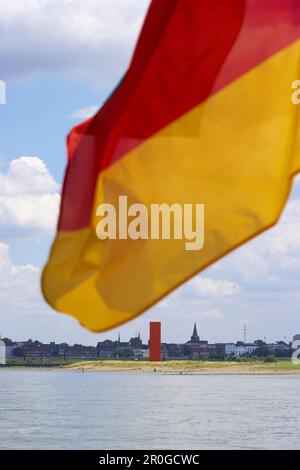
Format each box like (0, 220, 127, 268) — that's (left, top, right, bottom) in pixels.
(0, 0, 299, 346)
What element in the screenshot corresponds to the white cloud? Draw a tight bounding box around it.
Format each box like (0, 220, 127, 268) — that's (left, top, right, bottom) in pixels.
(268, 199, 300, 256)
(0, 241, 109, 344)
(70, 105, 99, 120)
(0, 157, 59, 195)
(212, 196, 300, 286)
(190, 277, 240, 297)
(0, 242, 40, 314)
(197, 308, 224, 320)
(0, 0, 150, 85)
(0, 157, 60, 237)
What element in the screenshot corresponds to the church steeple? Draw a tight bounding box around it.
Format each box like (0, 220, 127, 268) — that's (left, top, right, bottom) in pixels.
(191, 322, 200, 343)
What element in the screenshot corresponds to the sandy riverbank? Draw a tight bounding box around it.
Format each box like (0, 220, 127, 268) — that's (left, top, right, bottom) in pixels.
(63, 360, 300, 375)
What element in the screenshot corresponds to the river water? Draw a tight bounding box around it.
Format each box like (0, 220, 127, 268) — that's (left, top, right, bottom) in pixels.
(0, 370, 299, 449)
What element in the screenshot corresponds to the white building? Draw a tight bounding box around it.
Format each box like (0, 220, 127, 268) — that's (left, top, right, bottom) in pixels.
(224, 343, 236, 355)
(133, 348, 149, 359)
(0, 340, 6, 365)
(224, 343, 256, 356)
(234, 344, 257, 356)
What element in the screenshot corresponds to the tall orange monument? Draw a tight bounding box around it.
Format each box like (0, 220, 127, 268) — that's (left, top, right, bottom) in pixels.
(149, 322, 161, 362)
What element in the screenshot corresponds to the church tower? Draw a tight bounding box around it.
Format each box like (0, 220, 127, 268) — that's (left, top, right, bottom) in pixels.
(190, 323, 200, 343)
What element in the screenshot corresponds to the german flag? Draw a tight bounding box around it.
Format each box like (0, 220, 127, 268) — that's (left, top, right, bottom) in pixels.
(42, 0, 300, 332)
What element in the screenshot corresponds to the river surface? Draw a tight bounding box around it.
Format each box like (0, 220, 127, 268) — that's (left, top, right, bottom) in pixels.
(0, 370, 299, 449)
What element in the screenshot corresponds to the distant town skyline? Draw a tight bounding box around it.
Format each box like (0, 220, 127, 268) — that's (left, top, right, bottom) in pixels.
(2, 322, 295, 362)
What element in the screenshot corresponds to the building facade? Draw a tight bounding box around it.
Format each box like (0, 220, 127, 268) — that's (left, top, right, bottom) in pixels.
(1, 328, 296, 361)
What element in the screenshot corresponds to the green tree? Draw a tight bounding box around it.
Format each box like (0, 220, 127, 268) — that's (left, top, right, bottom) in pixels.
(114, 348, 134, 359)
(13, 347, 24, 357)
(254, 339, 267, 347)
(256, 347, 270, 357)
(264, 355, 277, 363)
(2, 337, 15, 346)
